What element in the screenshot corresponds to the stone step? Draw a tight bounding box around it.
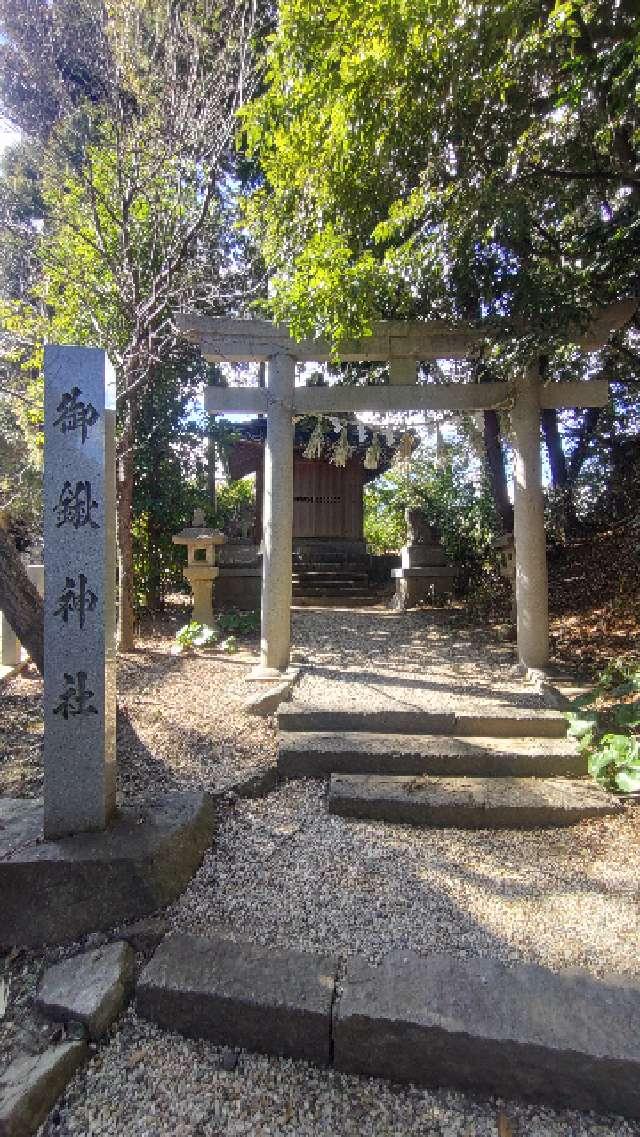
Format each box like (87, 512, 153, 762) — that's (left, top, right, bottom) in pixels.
(328, 773, 621, 828)
(278, 732, 584, 779)
(132, 932, 640, 1119)
(334, 951, 640, 1118)
(293, 563, 368, 573)
(292, 595, 381, 608)
(137, 933, 338, 1064)
(292, 584, 369, 595)
(292, 581, 369, 591)
(278, 703, 568, 738)
(293, 568, 368, 577)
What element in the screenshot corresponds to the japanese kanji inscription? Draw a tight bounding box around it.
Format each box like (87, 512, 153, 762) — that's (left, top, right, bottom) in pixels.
(43, 346, 116, 839)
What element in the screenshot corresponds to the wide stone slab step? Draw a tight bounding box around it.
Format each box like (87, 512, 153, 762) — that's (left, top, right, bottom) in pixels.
(334, 951, 640, 1118)
(137, 933, 338, 1063)
(279, 732, 584, 779)
(278, 703, 568, 738)
(293, 571, 368, 582)
(293, 595, 381, 608)
(328, 773, 621, 828)
(292, 589, 374, 598)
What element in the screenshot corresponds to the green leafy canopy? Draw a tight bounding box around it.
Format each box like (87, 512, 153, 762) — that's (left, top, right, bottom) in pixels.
(241, 0, 640, 348)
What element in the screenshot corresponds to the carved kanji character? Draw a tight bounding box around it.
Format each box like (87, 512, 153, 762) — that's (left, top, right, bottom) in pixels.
(54, 573, 98, 629)
(54, 480, 100, 530)
(53, 671, 98, 719)
(53, 387, 99, 444)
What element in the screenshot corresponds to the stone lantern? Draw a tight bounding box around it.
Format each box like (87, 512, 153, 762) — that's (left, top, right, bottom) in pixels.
(172, 509, 225, 626)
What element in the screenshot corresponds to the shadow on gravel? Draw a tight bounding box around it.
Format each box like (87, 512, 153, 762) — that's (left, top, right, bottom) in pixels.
(302, 664, 543, 710)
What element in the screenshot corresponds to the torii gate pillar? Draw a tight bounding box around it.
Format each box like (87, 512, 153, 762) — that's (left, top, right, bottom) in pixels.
(512, 366, 549, 670)
(252, 351, 295, 676)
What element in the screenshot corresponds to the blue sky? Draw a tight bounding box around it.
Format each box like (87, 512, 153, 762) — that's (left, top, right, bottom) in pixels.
(0, 118, 20, 153)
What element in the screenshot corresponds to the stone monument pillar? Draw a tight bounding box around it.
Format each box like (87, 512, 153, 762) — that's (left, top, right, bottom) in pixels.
(392, 509, 456, 608)
(43, 346, 117, 839)
(172, 510, 225, 626)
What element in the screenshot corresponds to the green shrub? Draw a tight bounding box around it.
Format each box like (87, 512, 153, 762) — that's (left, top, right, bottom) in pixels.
(364, 450, 497, 584)
(217, 609, 260, 635)
(175, 622, 218, 649)
(173, 610, 259, 653)
(566, 662, 640, 794)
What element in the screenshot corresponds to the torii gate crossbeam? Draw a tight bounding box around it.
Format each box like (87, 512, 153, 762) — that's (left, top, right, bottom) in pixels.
(176, 306, 632, 676)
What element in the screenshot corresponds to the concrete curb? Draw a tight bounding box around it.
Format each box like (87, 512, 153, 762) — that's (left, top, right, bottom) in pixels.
(0, 1042, 87, 1137)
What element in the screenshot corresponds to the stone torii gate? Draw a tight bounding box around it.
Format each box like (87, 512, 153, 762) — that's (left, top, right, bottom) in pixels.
(177, 304, 633, 677)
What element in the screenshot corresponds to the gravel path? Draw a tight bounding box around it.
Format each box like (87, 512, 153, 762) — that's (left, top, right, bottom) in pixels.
(2, 605, 640, 1135)
(171, 780, 640, 977)
(42, 1011, 640, 1137)
(0, 604, 276, 804)
(292, 606, 544, 711)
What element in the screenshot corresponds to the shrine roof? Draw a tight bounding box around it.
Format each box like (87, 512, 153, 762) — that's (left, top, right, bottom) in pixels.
(226, 417, 409, 481)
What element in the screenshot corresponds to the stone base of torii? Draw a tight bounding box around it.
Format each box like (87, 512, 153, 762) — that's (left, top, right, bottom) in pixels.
(176, 301, 634, 675)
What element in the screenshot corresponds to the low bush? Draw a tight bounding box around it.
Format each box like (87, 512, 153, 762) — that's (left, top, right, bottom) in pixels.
(565, 661, 640, 794)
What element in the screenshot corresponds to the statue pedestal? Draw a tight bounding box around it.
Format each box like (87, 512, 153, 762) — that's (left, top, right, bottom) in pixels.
(392, 564, 457, 608)
(392, 509, 456, 609)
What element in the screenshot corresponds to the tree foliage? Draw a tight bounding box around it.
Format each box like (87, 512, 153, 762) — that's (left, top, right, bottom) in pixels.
(0, 0, 264, 646)
(364, 443, 497, 586)
(243, 0, 639, 348)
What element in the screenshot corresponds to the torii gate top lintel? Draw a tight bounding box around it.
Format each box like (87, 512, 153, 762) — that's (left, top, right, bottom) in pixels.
(175, 297, 635, 364)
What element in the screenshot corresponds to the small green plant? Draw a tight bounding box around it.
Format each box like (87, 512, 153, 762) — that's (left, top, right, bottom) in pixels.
(217, 609, 260, 635)
(566, 663, 640, 794)
(173, 612, 258, 654)
(174, 622, 218, 651)
(220, 634, 239, 654)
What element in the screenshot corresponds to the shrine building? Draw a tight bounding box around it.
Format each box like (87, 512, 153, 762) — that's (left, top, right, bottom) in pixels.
(217, 417, 398, 608)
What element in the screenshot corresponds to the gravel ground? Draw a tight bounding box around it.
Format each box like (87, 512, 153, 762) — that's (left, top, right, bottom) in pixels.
(171, 780, 640, 977)
(0, 602, 276, 803)
(2, 605, 640, 1136)
(292, 606, 544, 711)
(41, 1011, 640, 1137)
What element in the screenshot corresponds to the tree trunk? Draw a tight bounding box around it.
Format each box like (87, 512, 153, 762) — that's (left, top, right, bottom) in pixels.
(541, 407, 573, 538)
(207, 416, 217, 514)
(567, 407, 602, 484)
(0, 528, 44, 673)
(117, 405, 136, 651)
(541, 409, 568, 489)
(482, 409, 513, 533)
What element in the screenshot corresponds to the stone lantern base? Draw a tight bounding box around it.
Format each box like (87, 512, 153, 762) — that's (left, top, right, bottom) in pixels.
(183, 564, 219, 626)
